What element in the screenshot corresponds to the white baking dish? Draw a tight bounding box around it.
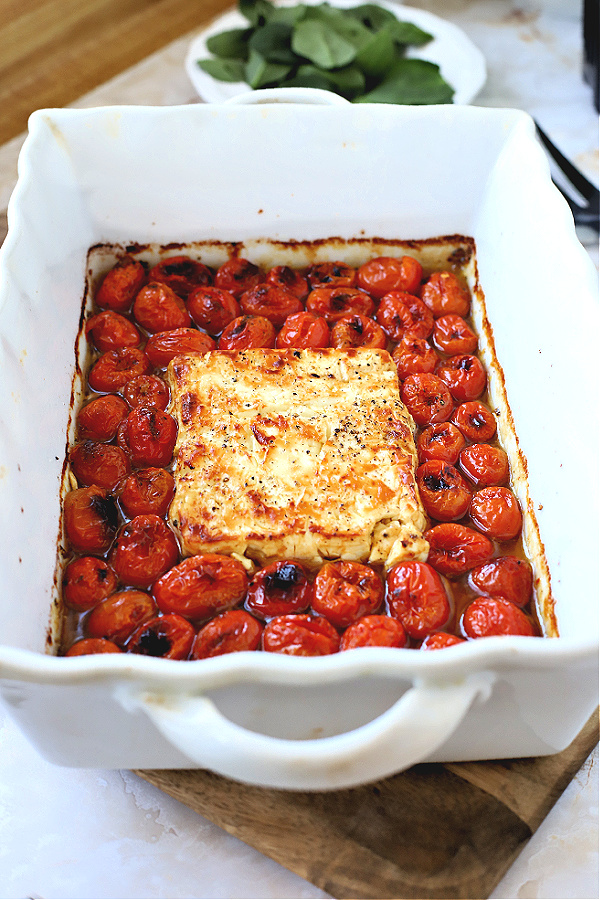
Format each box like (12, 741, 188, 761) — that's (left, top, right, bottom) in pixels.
(0, 97, 597, 790)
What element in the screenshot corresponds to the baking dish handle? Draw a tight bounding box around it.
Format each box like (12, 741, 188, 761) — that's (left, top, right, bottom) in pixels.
(118, 673, 494, 790)
(224, 86, 350, 106)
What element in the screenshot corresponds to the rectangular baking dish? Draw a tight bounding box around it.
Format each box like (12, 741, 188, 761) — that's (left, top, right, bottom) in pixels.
(0, 98, 597, 790)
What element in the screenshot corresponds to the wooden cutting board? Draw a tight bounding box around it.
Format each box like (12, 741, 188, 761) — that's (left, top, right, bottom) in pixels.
(136, 711, 598, 900)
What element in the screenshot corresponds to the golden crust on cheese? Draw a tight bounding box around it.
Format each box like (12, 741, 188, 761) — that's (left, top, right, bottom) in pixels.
(166, 348, 428, 568)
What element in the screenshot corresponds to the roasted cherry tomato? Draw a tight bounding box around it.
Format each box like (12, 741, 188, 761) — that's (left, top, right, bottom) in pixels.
(340, 615, 407, 650)
(424, 523, 494, 577)
(306, 286, 374, 322)
(132, 282, 191, 333)
(62, 556, 118, 612)
(111, 515, 179, 588)
(186, 286, 240, 335)
(95, 257, 146, 313)
(85, 310, 142, 351)
(122, 374, 170, 410)
(417, 422, 465, 465)
(218, 315, 276, 350)
(153, 554, 248, 621)
(376, 291, 433, 342)
(420, 631, 466, 650)
(417, 460, 472, 522)
(144, 328, 215, 368)
(116, 468, 175, 518)
(306, 261, 356, 289)
(214, 257, 263, 298)
(266, 265, 309, 300)
(386, 561, 450, 639)
(245, 560, 312, 620)
(392, 337, 438, 380)
(119, 406, 177, 468)
(262, 614, 340, 656)
(69, 441, 130, 491)
(461, 596, 535, 638)
(86, 590, 157, 646)
(77, 394, 129, 442)
(330, 313, 387, 349)
(239, 284, 303, 326)
(65, 638, 122, 656)
(312, 561, 384, 628)
(147, 255, 212, 298)
(470, 486, 522, 541)
(276, 311, 330, 349)
(459, 443, 509, 487)
(436, 354, 487, 402)
(126, 613, 195, 659)
(420, 271, 470, 318)
(356, 255, 422, 298)
(63, 486, 118, 555)
(400, 373, 453, 427)
(88, 347, 152, 393)
(451, 401, 497, 443)
(191, 609, 263, 659)
(433, 314, 478, 356)
(468, 556, 533, 608)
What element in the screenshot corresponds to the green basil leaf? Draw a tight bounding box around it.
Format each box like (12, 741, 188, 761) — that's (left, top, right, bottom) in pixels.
(390, 20, 433, 47)
(267, 4, 309, 26)
(355, 58, 454, 104)
(301, 4, 371, 47)
(291, 19, 357, 69)
(354, 23, 396, 78)
(206, 28, 251, 60)
(196, 57, 247, 83)
(245, 48, 292, 88)
(280, 67, 335, 92)
(248, 22, 297, 64)
(283, 62, 365, 98)
(239, 0, 275, 27)
(343, 3, 397, 30)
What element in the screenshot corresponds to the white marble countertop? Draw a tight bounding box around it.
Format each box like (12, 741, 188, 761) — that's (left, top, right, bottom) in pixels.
(0, 2, 598, 898)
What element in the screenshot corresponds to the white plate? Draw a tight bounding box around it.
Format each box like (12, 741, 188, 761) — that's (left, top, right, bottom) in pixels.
(185, 0, 487, 105)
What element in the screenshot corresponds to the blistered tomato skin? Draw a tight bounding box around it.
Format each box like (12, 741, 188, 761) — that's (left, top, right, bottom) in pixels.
(425, 523, 494, 577)
(77, 395, 130, 442)
(62, 556, 118, 612)
(239, 284, 303, 326)
(330, 314, 387, 350)
(420, 632, 466, 650)
(469, 557, 533, 607)
(144, 328, 216, 368)
(266, 265, 310, 300)
(307, 261, 356, 289)
(191, 610, 263, 659)
(85, 310, 142, 351)
(186, 286, 240, 335)
(126, 614, 195, 659)
(459, 443, 509, 487)
(433, 314, 478, 356)
(392, 337, 438, 380)
(312, 561, 384, 628)
(69, 441, 130, 491)
(245, 561, 312, 620)
(132, 282, 191, 333)
(470, 486, 522, 541)
(386, 561, 450, 639)
(376, 291, 434, 342)
(95, 257, 146, 313)
(462, 596, 535, 638)
(122, 374, 170, 411)
(306, 287, 374, 322)
(148, 256, 212, 298)
(276, 311, 330, 349)
(214, 258, 263, 298)
(417, 460, 472, 522)
(417, 422, 465, 465)
(153, 554, 248, 621)
(401, 373, 454, 427)
(262, 614, 340, 656)
(356, 255, 422, 298)
(111, 515, 180, 588)
(421, 271, 471, 318)
(340, 615, 407, 650)
(451, 401, 497, 443)
(63, 486, 118, 555)
(86, 590, 156, 646)
(88, 348, 152, 393)
(65, 638, 122, 656)
(436, 355, 487, 403)
(116, 468, 175, 518)
(120, 406, 177, 468)
(218, 315, 276, 351)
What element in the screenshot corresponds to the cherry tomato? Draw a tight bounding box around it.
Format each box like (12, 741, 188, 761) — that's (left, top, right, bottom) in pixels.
(65, 638, 122, 656)
(214, 258, 263, 298)
(144, 328, 215, 368)
(330, 313, 387, 350)
(88, 347, 152, 393)
(468, 556, 533, 608)
(62, 556, 118, 612)
(95, 257, 146, 312)
(417, 460, 472, 522)
(417, 422, 465, 464)
(126, 613, 195, 659)
(459, 443, 509, 487)
(262, 614, 340, 656)
(77, 394, 129, 442)
(451, 401, 497, 443)
(218, 315, 276, 350)
(63, 486, 118, 554)
(276, 311, 330, 349)
(85, 310, 142, 351)
(69, 441, 130, 492)
(461, 596, 535, 638)
(186, 286, 240, 335)
(148, 255, 212, 298)
(392, 337, 438, 380)
(340, 615, 407, 650)
(191, 609, 263, 659)
(386, 561, 450, 639)
(436, 354, 487, 402)
(120, 406, 177, 468)
(153, 554, 248, 621)
(122, 374, 169, 410)
(420, 271, 470, 318)
(239, 284, 303, 326)
(425, 523, 494, 577)
(117, 468, 175, 518)
(111, 515, 180, 588)
(400, 373, 453, 427)
(420, 631, 466, 650)
(306, 261, 356, 289)
(356, 255, 422, 298)
(312, 561, 384, 628)
(433, 314, 478, 355)
(132, 282, 191, 333)
(376, 291, 433, 342)
(245, 560, 312, 620)
(86, 590, 157, 646)
(470, 486, 522, 541)
(266, 265, 309, 300)
(306, 286, 374, 322)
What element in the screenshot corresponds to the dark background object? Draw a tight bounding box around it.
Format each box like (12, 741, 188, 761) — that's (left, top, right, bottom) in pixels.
(584, 0, 599, 111)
